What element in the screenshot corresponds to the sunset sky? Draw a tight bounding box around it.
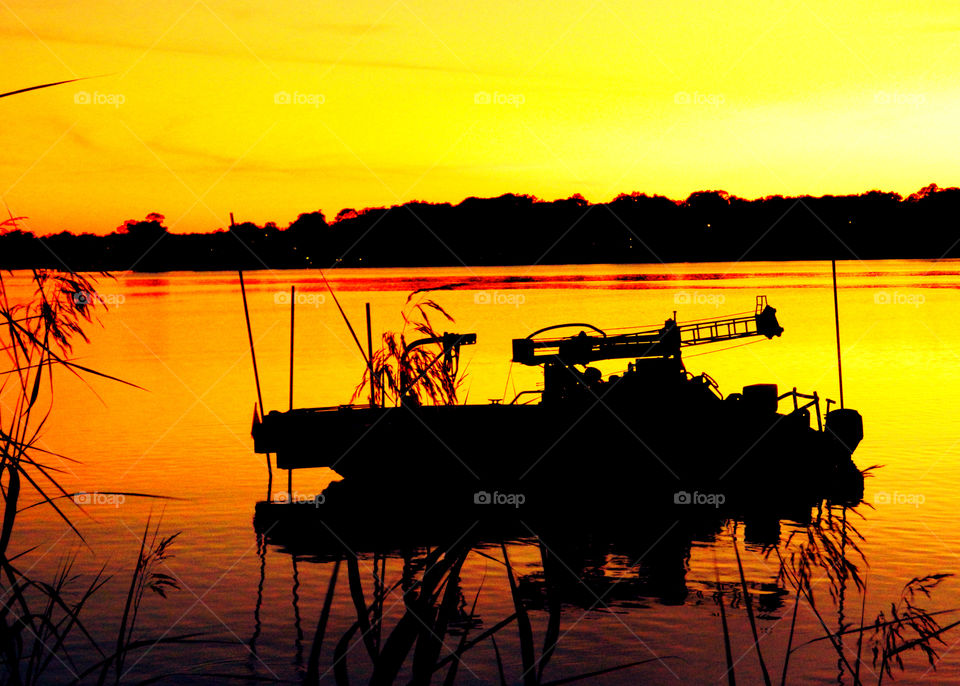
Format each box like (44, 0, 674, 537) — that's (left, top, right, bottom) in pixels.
(1, 0, 958, 235)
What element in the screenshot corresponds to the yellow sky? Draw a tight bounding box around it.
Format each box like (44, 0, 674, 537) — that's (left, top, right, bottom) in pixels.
(1, 0, 959, 235)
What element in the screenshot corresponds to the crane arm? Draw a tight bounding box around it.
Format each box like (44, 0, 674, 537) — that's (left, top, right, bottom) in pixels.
(512, 295, 783, 366)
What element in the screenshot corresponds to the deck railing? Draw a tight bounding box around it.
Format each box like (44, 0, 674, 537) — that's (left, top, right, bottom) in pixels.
(777, 387, 824, 431)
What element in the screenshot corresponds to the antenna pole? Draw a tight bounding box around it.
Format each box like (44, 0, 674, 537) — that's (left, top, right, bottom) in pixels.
(832, 260, 844, 409)
(239, 270, 273, 498)
(288, 285, 295, 500)
(289, 285, 295, 411)
(366, 303, 376, 407)
(319, 270, 369, 364)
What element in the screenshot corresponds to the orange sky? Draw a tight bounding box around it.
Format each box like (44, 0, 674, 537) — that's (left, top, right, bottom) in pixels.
(1, 0, 959, 235)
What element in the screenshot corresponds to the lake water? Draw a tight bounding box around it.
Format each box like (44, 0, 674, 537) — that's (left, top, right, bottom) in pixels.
(6, 260, 960, 685)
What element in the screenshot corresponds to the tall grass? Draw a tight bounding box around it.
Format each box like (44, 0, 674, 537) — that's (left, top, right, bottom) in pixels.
(309, 537, 678, 685)
(352, 292, 466, 407)
(0, 266, 186, 684)
(712, 505, 960, 685)
(2, 75, 198, 682)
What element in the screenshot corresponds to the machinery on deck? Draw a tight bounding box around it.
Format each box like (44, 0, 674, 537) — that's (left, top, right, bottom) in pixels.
(512, 296, 783, 366)
(511, 296, 784, 405)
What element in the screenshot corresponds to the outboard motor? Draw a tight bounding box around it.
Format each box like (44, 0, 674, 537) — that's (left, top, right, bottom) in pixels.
(825, 408, 864, 454)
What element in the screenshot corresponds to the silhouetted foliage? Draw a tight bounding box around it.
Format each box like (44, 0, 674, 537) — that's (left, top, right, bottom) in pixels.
(4, 185, 960, 271)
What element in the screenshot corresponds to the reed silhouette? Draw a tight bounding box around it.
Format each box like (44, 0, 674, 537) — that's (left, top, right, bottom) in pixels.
(250, 498, 960, 685)
(725, 505, 960, 685)
(284, 529, 682, 685)
(350, 293, 465, 408)
(2, 74, 200, 678)
(0, 263, 190, 684)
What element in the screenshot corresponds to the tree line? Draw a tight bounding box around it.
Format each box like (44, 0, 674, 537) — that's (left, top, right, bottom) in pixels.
(1, 184, 957, 271)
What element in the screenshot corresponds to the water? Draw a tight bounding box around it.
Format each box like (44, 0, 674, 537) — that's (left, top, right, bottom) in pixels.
(5, 260, 960, 684)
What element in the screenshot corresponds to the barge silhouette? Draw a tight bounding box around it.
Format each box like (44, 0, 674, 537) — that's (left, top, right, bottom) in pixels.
(252, 295, 864, 511)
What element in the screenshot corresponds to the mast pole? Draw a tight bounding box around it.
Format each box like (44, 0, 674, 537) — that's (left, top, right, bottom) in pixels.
(288, 284, 295, 499)
(366, 303, 376, 407)
(239, 270, 273, 498)
(832, 260, 844, 409)
(289, 285, 295, 411)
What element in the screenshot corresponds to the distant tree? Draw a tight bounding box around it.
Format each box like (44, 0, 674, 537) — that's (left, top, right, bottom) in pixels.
(861, 190, 902, 202)
(228, 221, 262, 239)
(684, 190, 730, 207)
(907, 184, 941, 202)
(0, 216, 29, 236)
(358, 206, 387, 217)
(335, 208, 358, 223)
(683, 191, 731, 229)
(288, 211, 327, 233)
(116, 212, 168, 241)
(0, 229, 34, 239)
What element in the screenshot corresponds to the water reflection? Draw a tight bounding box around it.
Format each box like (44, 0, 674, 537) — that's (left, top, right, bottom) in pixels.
(8, 263, 959, 683)
(251, 486, 878, 684)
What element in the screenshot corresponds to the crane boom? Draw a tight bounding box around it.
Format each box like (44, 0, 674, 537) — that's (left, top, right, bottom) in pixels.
(512, 295, 783, 366)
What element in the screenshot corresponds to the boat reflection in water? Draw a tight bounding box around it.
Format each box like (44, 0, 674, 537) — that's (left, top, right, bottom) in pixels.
(250, 485, 868, 684)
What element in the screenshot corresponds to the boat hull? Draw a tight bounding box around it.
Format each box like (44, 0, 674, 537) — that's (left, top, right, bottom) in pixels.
(254, 394, 862, 506)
